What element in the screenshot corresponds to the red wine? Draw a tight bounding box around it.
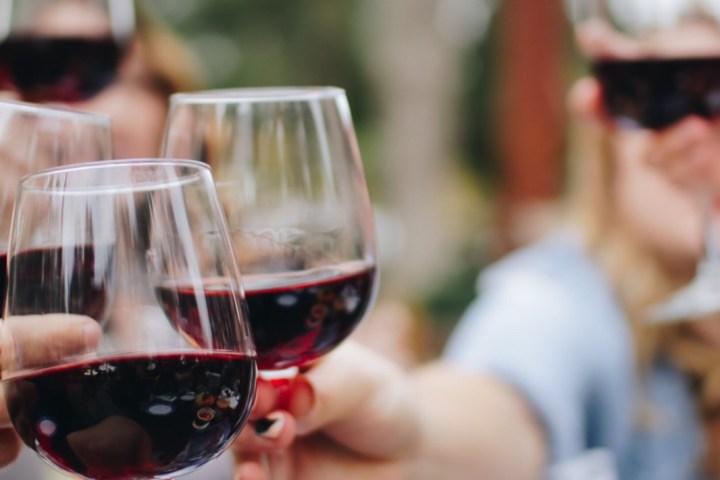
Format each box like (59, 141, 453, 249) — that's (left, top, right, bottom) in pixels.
(0, 36, 124, 102)
(593, 57, 720, 130)
(4, 352, 256, 479)
(157, 263, 377, 370)
(6, 245, 114, 322)
(155, 283, 249, 352)
(245, 263, 376, 369)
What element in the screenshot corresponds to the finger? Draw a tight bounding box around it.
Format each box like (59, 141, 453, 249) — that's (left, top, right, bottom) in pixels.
(249, 374, 313, 420)
(687, 133, 720, 188)
(296, 341, 419, 458)
(648, 117, 719, 188)
(285, 375, 314, 419)
(0, 90, 20, 101)
(0, 428, 21, 468)
(1, 314, 101, 373)
(710, 135, 720, 192)
(249, 379, 280, 421)
(0, 384, 8, 428)
(675, 141, 719, 188)
(234, 459, 268, 480)
(649, 116, 713, 167)
(233, 411, 296, 453)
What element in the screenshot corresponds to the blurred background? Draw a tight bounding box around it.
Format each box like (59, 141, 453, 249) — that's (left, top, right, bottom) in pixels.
(137, 0, 577, 358)
(0, 0, 585, 478)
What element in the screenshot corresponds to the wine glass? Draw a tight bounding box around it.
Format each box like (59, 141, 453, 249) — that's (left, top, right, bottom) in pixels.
(566, 0, 720, 323)
(0, 99, 112, 314)
(162, 87, 379, 477)
(0, 0, 135, 103)
(0, 159, 257, 480)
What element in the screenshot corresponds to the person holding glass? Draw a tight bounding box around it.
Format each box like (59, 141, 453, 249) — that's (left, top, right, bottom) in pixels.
(161, 86, 380, 480)
(0, 159, 258, 480)
(0, 99, 112, 473)
(231, 2, 720, 480)
(0, 0, 203, 159)
(0, 2, 208, 478)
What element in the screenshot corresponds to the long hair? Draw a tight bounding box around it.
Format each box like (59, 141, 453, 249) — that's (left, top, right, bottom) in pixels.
(563, 109, 720, 474)
(132, 3, 205, 99)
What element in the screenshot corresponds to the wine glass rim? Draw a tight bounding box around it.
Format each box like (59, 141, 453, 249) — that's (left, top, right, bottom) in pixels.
(170, 86, 347, 104)
(0, 98, 111, 126)
(18, 158, 211, 193)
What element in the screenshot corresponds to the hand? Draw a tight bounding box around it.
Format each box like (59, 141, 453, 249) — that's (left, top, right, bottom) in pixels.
(232, 341, 421, 480)
(646, 116, 720, 192)
(567, 68, 720, 193)
(573, 16, 720, 192)
(233, 341, 547, 480)
(0, 314, 101, 468)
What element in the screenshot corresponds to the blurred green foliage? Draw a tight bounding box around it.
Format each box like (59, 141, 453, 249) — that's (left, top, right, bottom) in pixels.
(143, 0, 386, 201)
(143, 0, 375, 126)
(458, 17, 501, 192)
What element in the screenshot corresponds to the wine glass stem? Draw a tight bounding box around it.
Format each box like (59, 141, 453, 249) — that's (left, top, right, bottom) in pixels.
(701, 188, 720, 275)
(258, 367, 298, 480)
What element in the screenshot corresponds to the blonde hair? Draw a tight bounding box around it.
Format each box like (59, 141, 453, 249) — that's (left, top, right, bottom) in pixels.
(564, 117, 672, 368)
(131, 3, 205, 99)
(564, 108, 720, 473)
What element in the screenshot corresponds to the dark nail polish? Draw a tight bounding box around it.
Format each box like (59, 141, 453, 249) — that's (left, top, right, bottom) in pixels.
(254, 413, 283, 439)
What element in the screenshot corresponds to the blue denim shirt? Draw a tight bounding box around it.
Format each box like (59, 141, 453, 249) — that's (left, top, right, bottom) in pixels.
(443, 232, 705, 480)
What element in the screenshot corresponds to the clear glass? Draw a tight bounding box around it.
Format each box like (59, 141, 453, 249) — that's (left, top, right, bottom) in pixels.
(1, 159, 257, 479)
(163, 87, 379, 371)
(566, 0, 720, 323)
(0, 99, 112, 314)
(0, 0, 135, 102)
(162, 87, 378, 479)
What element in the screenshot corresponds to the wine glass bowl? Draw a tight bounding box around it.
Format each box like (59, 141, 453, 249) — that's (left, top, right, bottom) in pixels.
(0, 99, 112, 315)
(569, 0, 720, 125)
(0, 0, 135, 102)
(1, 159, 257, 480)
(163, 87, 379, 371)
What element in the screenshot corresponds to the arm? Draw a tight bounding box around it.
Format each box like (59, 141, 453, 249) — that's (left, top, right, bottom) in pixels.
(233, 342, 545, 480)
(406, 360, 545, 480)
(233, 240, 631, 480)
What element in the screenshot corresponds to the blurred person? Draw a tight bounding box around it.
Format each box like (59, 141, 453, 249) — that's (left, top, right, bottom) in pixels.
(0, 0, 204, 158)
(80, 0, 204, 158)
(0, 1, 213, 478)
(230, 17, 720, 480)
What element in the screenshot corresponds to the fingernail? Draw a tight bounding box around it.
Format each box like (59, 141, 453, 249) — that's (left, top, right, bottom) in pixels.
(254, 412, 284, 439)
(289, 376, 315, 418)
(83, 323, 101, 350)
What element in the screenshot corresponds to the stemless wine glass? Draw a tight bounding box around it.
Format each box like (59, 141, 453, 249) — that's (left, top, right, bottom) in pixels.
(0, 99, 112, 314)
(567, 0, 720, 322)
(0, 0, 134, 103)
(0, 160, 257, 480)
(162, 87, 378, 477)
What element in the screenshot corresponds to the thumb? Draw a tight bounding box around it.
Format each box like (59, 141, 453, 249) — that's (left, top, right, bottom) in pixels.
(1, 314, 102, 374)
